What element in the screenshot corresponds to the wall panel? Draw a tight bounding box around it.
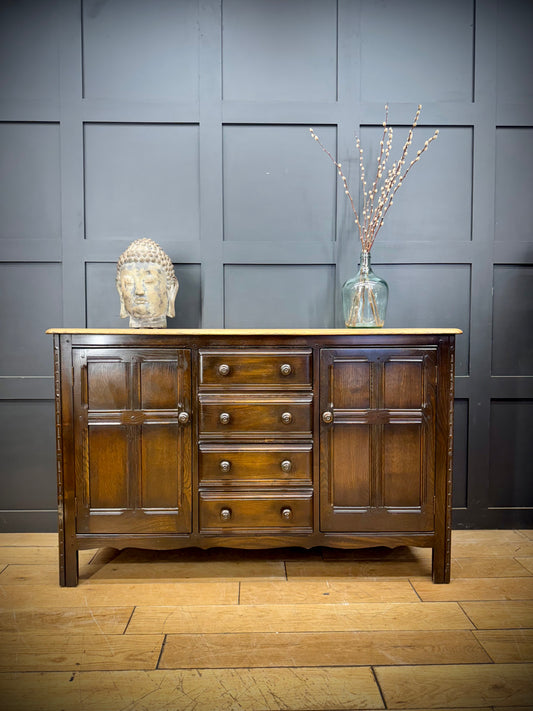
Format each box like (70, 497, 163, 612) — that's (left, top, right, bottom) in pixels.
(360, 0, 474, 103)
(221, 0, 338, 102)
(0, 263, 62, 377)
(0, 0, 531, 530)
(84, 123, 200, 240)
(82, 0, 199, 101)
(223, 124, 337, 243)
(0, 123, 61, 240)
(224, 265, 335, 328)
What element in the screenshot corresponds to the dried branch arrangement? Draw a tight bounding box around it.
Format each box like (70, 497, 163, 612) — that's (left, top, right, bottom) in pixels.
(310, 105, 439, 252)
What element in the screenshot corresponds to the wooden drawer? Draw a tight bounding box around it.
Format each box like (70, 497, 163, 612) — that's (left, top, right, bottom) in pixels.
(199, 443, 313, 486)
(198, 393, 313, 438)
(199, 491, 313, 532)
(199, 349, 312, 388)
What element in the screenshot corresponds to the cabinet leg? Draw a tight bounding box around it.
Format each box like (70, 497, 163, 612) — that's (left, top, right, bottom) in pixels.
(60, 543, 79, 587)
(432, 537, 451, 583)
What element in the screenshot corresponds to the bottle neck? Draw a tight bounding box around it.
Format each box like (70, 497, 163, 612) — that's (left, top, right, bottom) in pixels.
(359, 250, 371, 276)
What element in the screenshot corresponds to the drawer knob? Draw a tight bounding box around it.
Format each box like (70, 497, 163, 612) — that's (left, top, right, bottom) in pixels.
(178, 411, 190, 425)
(280, 459, 292, 473)
(219, 412, 231, 425)
(281, 507, 293, 521)
(218, 364, 230, 376)
(280, 363, 292, 376)
(220, 507, 232, 521)
(281, 412, 293, 425)
(219, 460, 231, 473)
(322, 411, 333, 424)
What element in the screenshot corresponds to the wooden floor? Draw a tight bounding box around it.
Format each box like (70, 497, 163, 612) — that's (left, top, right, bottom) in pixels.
(0, 530, 532, 710)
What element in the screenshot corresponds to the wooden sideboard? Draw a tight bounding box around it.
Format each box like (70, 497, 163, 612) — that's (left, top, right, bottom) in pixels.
(48, 328, 460, 586)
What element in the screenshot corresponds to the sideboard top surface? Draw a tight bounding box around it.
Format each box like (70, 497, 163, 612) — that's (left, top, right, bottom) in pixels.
(47, 327, 462, 336)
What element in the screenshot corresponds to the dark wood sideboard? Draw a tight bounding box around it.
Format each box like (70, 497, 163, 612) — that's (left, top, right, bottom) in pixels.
(48, 328, 460, 586)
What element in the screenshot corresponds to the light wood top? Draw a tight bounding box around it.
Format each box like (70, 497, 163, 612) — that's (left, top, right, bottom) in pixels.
(47, 327, 462, 335)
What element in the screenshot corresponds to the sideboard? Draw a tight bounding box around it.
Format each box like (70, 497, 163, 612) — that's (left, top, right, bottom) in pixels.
(48, 328, 460, 586)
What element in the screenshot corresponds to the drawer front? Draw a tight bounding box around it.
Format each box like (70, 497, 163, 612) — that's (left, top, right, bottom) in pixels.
(199, 394, 312, 437)
(199, 444, 313, 486)
(199, 350, 312, 388)
(199, 491, 313, 532)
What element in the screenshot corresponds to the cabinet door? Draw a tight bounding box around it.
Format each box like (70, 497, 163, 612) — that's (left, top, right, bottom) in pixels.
(73, 348, 191, 534)
(320, 347, 437, 532)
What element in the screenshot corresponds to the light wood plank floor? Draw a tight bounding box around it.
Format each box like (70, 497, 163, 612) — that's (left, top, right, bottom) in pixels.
(0, 530, 532, 711)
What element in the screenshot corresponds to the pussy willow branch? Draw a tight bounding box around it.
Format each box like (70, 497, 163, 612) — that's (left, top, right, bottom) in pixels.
(310, 105, 439, 253)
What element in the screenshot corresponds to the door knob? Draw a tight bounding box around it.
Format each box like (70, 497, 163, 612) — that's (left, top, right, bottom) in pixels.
(178, 411, 190, 424)
(322, 411, 333, 423)
(220, 507, 232, 521)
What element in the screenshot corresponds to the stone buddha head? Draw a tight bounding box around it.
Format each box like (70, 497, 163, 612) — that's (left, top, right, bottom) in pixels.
(116, 238, 179, 328)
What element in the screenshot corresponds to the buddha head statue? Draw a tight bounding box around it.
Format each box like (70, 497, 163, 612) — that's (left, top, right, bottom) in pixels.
(116, 238, 179, 328)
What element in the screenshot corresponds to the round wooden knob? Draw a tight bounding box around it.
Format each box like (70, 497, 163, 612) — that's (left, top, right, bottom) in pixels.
(281, 412, 293, 424)
(281, 507, 293, 521)
(219, 460, 231, 473)
(220, 508, 232, 521)
(178, 411, 190, 424)
(280, 363, 292, 376)
(280, 459, 292, 473)
(218, 364, 230, 376)
(322, 411, 333, 424)
(219, 412, 231, 425)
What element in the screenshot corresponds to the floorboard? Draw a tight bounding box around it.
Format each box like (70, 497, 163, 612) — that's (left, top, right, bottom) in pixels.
(0, 530, 532, 710)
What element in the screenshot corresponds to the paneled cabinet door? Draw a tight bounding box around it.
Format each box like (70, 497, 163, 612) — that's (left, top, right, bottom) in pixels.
(73, 348, 192, 534)
(319, 347, 437, 532)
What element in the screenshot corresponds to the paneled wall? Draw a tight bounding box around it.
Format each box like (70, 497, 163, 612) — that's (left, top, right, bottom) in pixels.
(0, 0, 532, 530)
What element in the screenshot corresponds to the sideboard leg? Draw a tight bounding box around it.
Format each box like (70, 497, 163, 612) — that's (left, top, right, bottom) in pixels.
(432, 536, 451, 583)
(61, 544, 79, 587)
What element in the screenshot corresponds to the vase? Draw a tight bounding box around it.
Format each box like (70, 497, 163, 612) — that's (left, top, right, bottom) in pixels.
(342, 251, 388, 327)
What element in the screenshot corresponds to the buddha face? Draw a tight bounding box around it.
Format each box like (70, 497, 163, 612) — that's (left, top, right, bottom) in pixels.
(118, 263, 169, 327)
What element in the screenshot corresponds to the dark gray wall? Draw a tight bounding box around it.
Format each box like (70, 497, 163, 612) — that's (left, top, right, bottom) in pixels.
(0, 0, 532, 531)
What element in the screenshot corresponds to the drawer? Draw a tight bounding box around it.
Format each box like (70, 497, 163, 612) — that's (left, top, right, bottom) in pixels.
(199, 393, 312, 438)
(199, 443, 313, 486)
(199, 491, 313, 532)
(199, 349, 312, 388)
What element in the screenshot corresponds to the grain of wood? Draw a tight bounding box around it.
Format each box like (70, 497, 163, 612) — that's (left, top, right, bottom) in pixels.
(320, 545, 433, 561)
(413, 577, 533, 601)
(0, 534, 58, 547)
(0, 667, 385, 711)
(0, 581, 239, 609)
(516, 557, 533, 574)
(126, 601, 473, 634)
(239, 579, 419, 604)
(0, 531, 531, 711)
(0, 606, 133, 635)
(0, 548, 59, 565)
(451, 530, 528, 543)
(451, 557, 532, 578)
(285, 558, 432, 579)
(450, 540, 533, 558)
(0, 633, 164, 672)
(375, 663, 533, 708)
(474, 630, 533, 662)
(86, 559, 286, 582)
(0, 564, 69, 585)
(159, 629, 491, 668)
(459, 601, 533, 629)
